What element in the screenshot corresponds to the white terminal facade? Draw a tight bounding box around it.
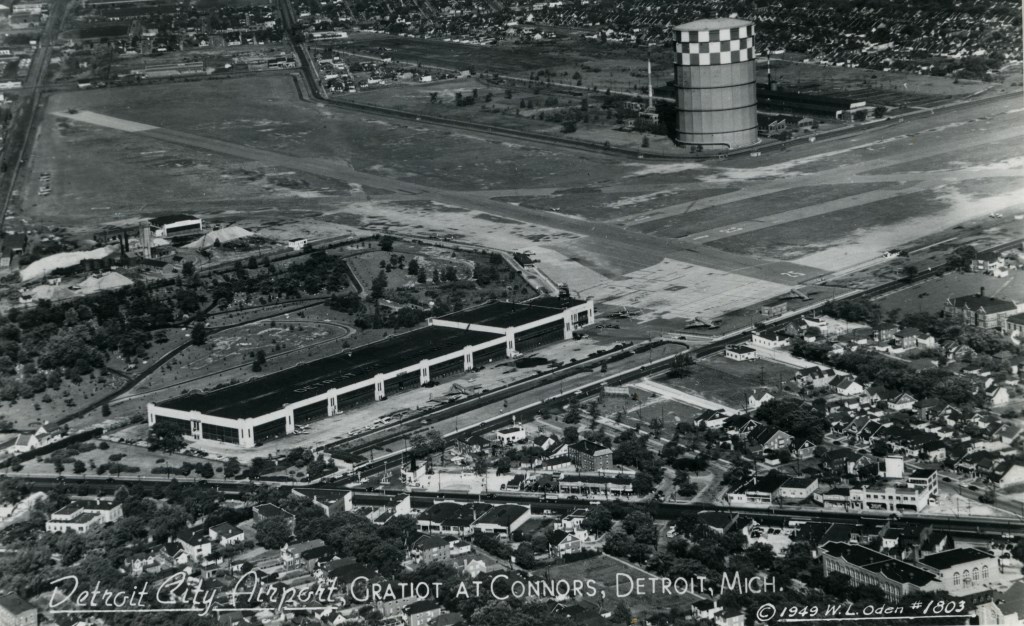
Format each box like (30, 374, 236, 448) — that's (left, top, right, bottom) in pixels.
(148, 297, 594, 448)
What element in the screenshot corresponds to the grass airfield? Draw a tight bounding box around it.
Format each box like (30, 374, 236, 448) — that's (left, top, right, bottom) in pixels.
(18, 73, 1024, 325)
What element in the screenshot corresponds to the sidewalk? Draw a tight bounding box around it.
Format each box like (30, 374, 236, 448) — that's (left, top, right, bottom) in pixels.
(631, 378, 739, 414)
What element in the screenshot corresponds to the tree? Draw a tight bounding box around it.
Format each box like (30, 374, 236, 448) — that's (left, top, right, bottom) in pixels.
(191, 322, 208, 346)
(667, 353, 695, 378)
(371, 270, 388, 300)
(641, 135, 650, 148)
(473, 455, 489, 476)
(254, 517, 292, 549)
(182, 261, 195, 277)
(561, 120, 577, 134)
(53, 459, 64, 475)
(407, 258, 420, 276)
(224, 457, 241, 478)
(72, 460, 86, 474)
(148, 419, 186, 453)
(581, 504, 613, 533)
(873, 106, 888, 119)
(101, 403, 111, 417)
(252, 349, 267, 372)
(379, 236, 395, 252)
(563, 426, 579, 444)
(853, 110, 868, 122)
(249, 456, 273, 479)
(609, 602, 632, 625)
(513, 543, 536, 568)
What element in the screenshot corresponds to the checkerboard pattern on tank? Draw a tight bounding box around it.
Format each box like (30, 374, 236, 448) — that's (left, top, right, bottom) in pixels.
(674, 24, 755, 66)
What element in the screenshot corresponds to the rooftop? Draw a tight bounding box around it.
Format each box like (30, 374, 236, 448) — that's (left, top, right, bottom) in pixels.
(160, 325, 494, 419)
(675, 17, 751, 31)
(473, 504, 529, 528)
(437, 298, 582, 328)
(148, 213, 199, 226)
(0, 594, 35, 615)
(947, 294, 1017, 314)
(919, 548, 994, 570)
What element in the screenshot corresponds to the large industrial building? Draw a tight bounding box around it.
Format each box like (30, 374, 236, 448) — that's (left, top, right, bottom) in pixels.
(673, 18, 758, 150)
(148, 297, 594, 448)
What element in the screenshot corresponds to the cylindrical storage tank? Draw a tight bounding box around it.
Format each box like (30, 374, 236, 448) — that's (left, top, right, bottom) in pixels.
(674, 18, 758, 150)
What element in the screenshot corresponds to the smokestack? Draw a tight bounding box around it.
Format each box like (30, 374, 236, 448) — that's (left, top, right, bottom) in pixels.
(647, 52, 654, 111)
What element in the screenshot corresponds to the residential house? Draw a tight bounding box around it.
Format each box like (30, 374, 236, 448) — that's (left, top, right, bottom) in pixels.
(548, 529, 584, 557)
(831, 375, 864, 396)
(411, 535, 450, 563)
(987, 386, 1010, 407)
(791, 438, 816, 460)
(11, 426, 55, 454)
(747, 424, 793, 452)
(972, 250, 1006, 274)
(209, 522, 245, 546)
(723, 413, 761, 437)
(873, 323, 900, 343)
(997, 464, 1024, 488)
(404, 600, 442, 626)
(879, 389, 917, 412)
(716, 607, 746, 626)
(695, 409, 729, 430)
(178, 527, 213, 560)
(252, 504, 296, 533)
(795, 366, 837, 389)
(746, 388, 774, 410)
(1006, 313, 1024, 338)
(291, 487, 353, 516)
(895, 327, 935, 350)
(457, 434, 491, 456)
(0, 594, 36, 626)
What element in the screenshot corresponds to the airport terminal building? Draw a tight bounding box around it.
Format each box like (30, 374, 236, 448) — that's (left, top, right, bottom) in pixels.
(147, 297, 594, 448)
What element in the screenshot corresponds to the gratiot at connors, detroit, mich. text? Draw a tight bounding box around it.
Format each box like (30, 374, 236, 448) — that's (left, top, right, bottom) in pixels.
(49, 572, 776, 616)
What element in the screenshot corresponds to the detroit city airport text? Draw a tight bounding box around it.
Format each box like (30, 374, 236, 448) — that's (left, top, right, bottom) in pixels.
(0, 0, 1022, 625)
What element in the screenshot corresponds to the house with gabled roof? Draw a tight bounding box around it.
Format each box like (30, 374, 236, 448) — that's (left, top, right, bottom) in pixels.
(747, 424, 792, 452)
(746, 388, 774, 410)
(831, 375, 864, 397)
(548, 528, 583, 557)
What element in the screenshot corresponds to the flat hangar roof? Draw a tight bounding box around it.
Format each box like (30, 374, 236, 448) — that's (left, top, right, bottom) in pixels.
(161, 325, 494, 419)
(437, 297, 585, 327)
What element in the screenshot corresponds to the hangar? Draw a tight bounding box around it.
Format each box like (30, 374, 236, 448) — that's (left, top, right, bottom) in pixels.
(147, 297, 594, 447)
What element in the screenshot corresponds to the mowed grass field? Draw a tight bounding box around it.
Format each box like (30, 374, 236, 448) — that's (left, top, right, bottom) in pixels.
(35, 73, 640, 202)
(662, 353, 799, 409)
(876, 269, 1024, 318)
